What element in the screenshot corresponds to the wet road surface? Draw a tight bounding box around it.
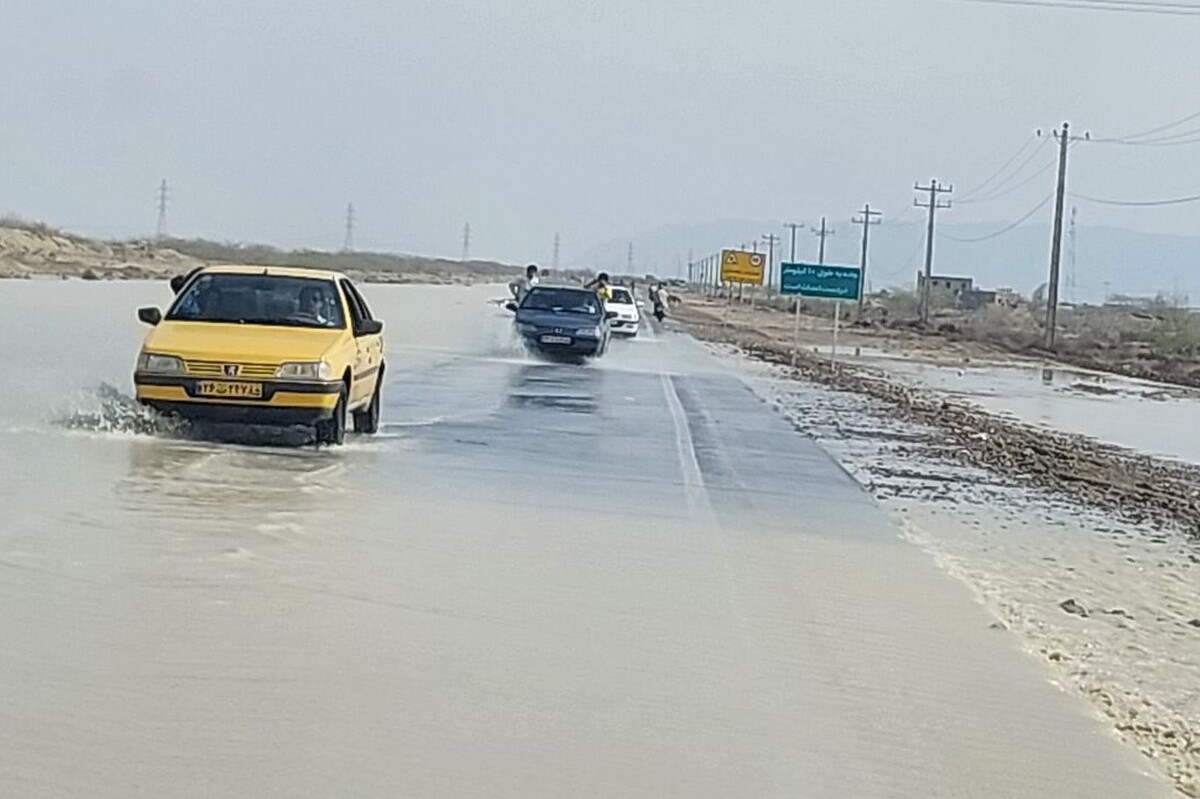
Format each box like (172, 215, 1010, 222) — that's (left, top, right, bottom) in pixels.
(0, 282, 1169, 797)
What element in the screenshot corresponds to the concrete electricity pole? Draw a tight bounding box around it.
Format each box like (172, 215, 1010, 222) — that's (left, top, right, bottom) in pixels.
(155, 179, 169, 241)
(627, 242, 633, 274)
(1044, 122, 1073, 350)
(461, 222, 471, 262)
(914, 179, 953, 325)
(761, 233, 780, 291)
(852, 204, 882, 318)
(811, 217, 834, 265)
(342, 203, 356, 253)
(784, 222, 802, 263)
(553, 232, 561, 271)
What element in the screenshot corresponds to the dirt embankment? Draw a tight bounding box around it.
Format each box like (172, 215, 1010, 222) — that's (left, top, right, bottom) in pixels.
(0, 224, 522, 286)
(674, 300, 1200, 536)
(0, 226, 201, 280)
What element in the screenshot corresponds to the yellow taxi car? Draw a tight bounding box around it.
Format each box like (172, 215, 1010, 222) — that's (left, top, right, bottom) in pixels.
(134, 265, 385, 445)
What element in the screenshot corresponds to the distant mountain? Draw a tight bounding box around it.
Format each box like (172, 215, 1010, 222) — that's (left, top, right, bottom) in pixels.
(578, 220, 1200, 305)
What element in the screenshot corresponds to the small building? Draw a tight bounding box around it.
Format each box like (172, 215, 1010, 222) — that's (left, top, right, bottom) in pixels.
(916, 273, 974, 299)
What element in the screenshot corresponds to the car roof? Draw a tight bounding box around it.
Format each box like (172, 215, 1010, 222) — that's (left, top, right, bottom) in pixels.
(193, 264, 349, 282)
(529, 283, 596, 292)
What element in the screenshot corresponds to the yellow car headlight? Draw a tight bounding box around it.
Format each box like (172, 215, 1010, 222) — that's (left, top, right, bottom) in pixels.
(276, 361, 333, 381)
(137, 353, 184, 374)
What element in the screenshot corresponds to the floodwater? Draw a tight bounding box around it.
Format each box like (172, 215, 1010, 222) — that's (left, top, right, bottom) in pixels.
(0, 281, 1172, 798)
(741, 353, 1200, 796)
(861, 351, 1200, 465)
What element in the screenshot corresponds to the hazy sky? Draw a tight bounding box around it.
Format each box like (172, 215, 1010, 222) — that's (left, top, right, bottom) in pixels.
(3, 0, 1199, 265)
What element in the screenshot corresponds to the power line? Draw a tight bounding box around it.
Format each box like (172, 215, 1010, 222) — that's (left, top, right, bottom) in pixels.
(957, 137, 1053, 204)
(1071, 190, 1200, 206)
(956, 134, 1040, 201)
(1108, 108, 1200, 141)
(944, 0, 1200, 15)
(941, 194, 1054, 242)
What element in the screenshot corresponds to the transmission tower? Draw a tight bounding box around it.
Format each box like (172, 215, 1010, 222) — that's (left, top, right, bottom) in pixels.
(462, 222, 471, 261)
(155, 179, 169, 241)
(342, 203, 355, 253)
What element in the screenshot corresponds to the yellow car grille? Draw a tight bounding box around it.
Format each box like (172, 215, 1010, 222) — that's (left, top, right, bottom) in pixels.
(185, 360, 279, 379)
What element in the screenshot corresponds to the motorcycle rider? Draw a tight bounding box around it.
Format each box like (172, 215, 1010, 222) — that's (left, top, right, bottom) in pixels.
(652, 282, 669, 322)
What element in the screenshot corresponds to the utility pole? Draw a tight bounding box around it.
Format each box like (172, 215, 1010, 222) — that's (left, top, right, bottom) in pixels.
(761, 233, 780, 291)
(627, 242, 633, 275)
(811, 217, 834, 265)
(852, 204, 882, 318)
(553, 232, 561, 271)
(1045, 122, 1072, 350)
(461, 222, 471, 262)
(784, 222, 802, 262)
(914, 179, 953, 325)
(342, 203, 355, 253)
(155, 179, 169, 241)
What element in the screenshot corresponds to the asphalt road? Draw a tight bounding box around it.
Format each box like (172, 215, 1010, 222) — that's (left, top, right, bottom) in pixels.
(0, 283, 1169, 797)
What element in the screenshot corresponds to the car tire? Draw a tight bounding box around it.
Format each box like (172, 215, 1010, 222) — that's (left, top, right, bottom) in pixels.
(317, 387, 348, 446)
(353, 367, 383, 435)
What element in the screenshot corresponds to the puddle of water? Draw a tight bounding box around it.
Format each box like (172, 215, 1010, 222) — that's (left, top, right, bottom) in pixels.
(862, 357, 1200, 466)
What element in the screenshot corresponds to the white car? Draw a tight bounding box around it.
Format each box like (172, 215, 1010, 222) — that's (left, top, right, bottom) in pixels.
(605, 286, 641, 336)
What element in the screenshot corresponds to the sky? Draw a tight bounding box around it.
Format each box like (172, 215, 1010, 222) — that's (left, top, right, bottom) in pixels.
(2, 0, 1199, 267)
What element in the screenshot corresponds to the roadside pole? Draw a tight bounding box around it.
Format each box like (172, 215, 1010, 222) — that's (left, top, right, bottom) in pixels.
(791, 295, 801, 367)
(832, 302, 840, 364)
(852, 204, 882, 320)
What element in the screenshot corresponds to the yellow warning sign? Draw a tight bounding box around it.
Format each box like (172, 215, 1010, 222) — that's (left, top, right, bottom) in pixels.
(720, 249, 765, 285)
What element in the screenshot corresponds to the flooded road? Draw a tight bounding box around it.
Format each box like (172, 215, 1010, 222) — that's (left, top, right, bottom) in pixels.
(0, 282, 1170, 797)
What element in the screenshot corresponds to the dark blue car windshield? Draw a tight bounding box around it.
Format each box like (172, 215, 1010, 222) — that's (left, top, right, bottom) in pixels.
(521, 288, 601, 316)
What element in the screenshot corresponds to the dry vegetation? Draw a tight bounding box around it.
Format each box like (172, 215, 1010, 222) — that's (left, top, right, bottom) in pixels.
(684, 284, 1200, 388)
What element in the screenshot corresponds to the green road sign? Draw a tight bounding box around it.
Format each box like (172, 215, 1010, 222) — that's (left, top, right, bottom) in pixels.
(780, 263, 861, 300)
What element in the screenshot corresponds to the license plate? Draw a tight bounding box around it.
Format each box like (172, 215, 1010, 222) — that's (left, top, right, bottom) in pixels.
(539, 335, 572, 345)
(196, 381, 264, 399)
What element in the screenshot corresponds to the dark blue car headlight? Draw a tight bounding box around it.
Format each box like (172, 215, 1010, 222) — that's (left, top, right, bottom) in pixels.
(515, 321, 538, 334)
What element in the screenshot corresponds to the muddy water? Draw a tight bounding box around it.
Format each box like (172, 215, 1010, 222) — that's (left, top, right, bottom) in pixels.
(734, 352, 1200, 796)
(0, 282, 1178, 798)
(862, 353, 1200, 465)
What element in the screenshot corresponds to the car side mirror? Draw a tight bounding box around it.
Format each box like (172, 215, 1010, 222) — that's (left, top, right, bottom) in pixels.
(138, 306, 162, 326)
(505, 301, 518, 312)
(605, 310, 618, 320)
(357, 319, 384, 336)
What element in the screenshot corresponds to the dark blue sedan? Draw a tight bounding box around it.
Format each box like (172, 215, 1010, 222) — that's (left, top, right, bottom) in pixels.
(509, 285, 614, 359)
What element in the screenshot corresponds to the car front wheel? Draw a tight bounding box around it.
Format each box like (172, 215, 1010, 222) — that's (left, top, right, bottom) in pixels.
(353, 367, 383, 434)
(317, 388, 348, 446)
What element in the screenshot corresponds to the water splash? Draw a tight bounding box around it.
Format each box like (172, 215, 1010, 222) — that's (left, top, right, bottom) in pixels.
(55, 383, 187, 437)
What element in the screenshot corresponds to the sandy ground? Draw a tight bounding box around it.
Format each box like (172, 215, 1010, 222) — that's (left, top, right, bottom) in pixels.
(0, 282, 1175, 797)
